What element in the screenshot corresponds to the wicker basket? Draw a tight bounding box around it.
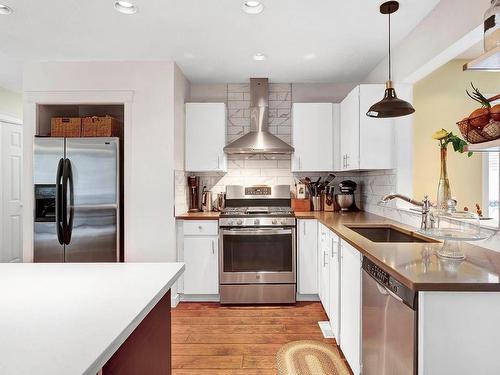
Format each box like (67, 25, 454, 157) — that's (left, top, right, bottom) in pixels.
(82, 116, 120, 137)
(457, 119, 500, 144)
(51, 117, 82, 137)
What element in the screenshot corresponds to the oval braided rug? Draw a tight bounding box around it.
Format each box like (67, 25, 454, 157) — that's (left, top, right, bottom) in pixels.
(276, 340, 350, 375)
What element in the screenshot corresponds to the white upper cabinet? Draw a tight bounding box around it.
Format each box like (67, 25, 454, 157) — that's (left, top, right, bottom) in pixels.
(292, 103, 338, 172)
(340, 85, 394, 171)
(185, 103, 227, 172)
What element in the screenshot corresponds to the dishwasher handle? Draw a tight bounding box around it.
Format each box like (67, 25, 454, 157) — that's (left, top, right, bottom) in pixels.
(375, 283, 403, 303)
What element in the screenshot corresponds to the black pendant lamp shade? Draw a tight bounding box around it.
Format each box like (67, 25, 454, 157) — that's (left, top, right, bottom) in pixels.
(367, 1, 415, 118)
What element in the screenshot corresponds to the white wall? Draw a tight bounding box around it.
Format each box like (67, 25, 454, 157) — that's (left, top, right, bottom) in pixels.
(0, 86, 22, 120)
(23, 61, 187, 263)
(174, 64, 191, 171)
(364, 0, 490, 84)
(362, 0, 490, 211)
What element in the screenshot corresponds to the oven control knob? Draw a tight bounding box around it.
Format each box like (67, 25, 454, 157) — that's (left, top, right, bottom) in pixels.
(227, 220, 234, 226)
(254, 219, 260, 225)
(272, 219, 278, 225)
(236, 219, 243, 226)
(281, 219, 288, 225)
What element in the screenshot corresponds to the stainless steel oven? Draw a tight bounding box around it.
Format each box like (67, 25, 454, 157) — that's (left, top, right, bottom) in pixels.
(220, 226, 296, 284)
(218, 185, 296, 304)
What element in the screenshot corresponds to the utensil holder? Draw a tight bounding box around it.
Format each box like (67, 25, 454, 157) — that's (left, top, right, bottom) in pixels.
(311, 196, 321, 211)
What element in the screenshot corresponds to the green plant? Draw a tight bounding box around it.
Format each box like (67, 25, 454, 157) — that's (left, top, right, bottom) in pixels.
(433, 128, 472, 157)
(466, 82, 491, 108)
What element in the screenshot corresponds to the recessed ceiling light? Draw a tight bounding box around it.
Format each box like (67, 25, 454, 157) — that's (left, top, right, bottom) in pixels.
(242, 1, 264, 15)
(303, 53, 317, 60)
(114, 0, 137, 15)
(0, 4, 13, 15)
(253, 53, 266, 61)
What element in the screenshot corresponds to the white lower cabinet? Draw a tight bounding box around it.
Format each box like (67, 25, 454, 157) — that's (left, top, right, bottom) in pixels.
(180, 220, 219, 296)
(297, 219, 318, 295)
(340, 240, 362, 375)
(318, 224, 331, 316)
(317, 224, 342, 342)
(328, 232, 341, 340)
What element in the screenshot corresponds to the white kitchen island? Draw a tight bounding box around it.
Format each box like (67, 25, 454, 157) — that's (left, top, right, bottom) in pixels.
(0, 262, 184, 375)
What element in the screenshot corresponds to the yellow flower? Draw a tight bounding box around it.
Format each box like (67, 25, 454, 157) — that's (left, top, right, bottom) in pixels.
(432, 129, 449, 140)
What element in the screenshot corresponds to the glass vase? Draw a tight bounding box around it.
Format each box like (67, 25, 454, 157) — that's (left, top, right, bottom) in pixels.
(436, 146, 451, 210)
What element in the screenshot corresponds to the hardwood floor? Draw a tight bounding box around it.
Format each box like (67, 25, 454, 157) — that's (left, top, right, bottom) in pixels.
(171, 301, 352, 374)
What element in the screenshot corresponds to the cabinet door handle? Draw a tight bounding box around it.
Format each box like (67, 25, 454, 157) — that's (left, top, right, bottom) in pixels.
(212, 240, 215, 254)
(346, 154, 350, 168)
(299, 157, 302, 170)
(217, 156, 220, 169)
(323, 250, 328, 267)
(331, 238, 336, 258)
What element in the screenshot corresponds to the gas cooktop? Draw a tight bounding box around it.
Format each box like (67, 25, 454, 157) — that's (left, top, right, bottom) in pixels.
(221, 206, 294, 217)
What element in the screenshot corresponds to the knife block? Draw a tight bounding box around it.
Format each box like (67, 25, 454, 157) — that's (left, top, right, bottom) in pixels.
(323, 194, 335, 212)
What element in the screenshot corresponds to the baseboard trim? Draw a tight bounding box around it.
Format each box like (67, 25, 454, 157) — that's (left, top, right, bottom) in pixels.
(296, 294, 320, 301)
(171, 293, 180, 308)
(180, 294, 220, 302)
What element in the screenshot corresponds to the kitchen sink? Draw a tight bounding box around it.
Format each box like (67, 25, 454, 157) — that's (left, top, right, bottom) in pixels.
(347, 225, 436, 243)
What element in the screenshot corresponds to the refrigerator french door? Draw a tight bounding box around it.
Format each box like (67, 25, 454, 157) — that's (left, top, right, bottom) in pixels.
(34, 137, 119, 262)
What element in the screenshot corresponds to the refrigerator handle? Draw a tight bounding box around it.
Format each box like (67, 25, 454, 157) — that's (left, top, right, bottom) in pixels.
(66, 159, 74, 245)
(62, 159, 74, 245)
(55, 158, 64, 245)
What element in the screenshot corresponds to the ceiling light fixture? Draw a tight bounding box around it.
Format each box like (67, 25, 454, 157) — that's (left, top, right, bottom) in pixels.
(242, 1, 264, 15)
(367, 1, 415, 118)
(0, 4, 13, 15)
(114, 0, 137, 15)
(253, 53, 266, 61)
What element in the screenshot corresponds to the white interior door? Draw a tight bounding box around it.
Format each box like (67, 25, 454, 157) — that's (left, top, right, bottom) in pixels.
(1, 121, 23, 262)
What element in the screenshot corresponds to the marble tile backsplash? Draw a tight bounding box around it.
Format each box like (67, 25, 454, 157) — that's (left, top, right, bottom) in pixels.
(226, 83, 292, 144)
(177, 81, 399, 214)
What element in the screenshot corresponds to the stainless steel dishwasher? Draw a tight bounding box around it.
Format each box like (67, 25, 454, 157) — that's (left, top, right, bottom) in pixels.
(362, 257, 417, 375)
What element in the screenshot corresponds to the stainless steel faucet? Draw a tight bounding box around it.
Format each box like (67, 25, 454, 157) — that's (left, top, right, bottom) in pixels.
(380, 193, 434, 231)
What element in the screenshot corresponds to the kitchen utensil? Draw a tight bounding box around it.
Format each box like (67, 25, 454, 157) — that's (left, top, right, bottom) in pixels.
(215, 192, 226, 211)
(324, 173, 336, 186)
(311, 196, 322, 211)
(292, 198, 311, 212)
(201, 187, 212, 212)
(324, 188, 335, 212)
(336, 194, 354, 211)
(337, 180, 358, 211)
(187, 176, 201, 212)
(296, 184, 306, 199)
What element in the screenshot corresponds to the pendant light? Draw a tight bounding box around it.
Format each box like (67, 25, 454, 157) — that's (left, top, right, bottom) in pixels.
(367, 1, 415, 118)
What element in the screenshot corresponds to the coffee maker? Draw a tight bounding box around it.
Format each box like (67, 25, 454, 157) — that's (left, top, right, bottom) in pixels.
(336, 180, 359, 212)
(187, 176, 201, 212)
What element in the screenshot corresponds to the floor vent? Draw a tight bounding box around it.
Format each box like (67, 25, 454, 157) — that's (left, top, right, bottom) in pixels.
(318, 321, 335, 339)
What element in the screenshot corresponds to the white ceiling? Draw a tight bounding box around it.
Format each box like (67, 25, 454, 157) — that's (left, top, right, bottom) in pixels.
(0, 0, 440, 91)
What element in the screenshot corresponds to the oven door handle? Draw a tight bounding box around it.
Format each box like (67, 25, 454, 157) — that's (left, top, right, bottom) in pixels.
(221, 228, 293, 235)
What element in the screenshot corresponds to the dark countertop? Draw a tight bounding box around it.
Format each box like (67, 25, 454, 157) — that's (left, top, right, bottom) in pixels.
(177, 210, 500, 292)
(296, 211, 500, 292)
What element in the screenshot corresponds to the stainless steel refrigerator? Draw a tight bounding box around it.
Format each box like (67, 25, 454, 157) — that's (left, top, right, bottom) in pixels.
(34, 137, 119, 262)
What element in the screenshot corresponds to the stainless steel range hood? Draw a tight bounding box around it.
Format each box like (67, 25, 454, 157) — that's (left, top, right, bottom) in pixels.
(223, 78, 294, 154)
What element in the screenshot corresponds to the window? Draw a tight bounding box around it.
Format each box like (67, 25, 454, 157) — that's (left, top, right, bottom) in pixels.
(484, 153, 499, 226)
